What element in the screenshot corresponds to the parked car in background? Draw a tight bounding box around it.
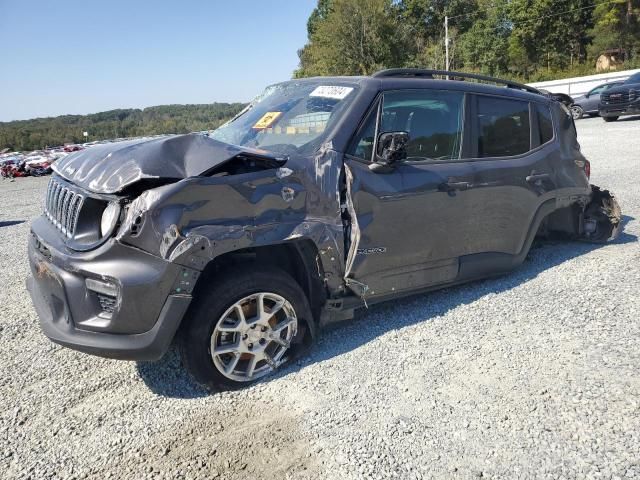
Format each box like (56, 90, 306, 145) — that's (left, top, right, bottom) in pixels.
(570, 81, 624, 119)
(538, 89, 574, 107)
(63, 144, 84, 152)
(599, 72, 640, 121)
(0, 158, 27, 178)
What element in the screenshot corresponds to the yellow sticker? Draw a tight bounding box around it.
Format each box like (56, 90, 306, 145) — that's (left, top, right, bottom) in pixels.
(253, 111, 282, 129)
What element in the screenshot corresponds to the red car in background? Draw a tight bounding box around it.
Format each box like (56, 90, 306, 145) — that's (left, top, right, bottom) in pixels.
(63, 145, 84, 152)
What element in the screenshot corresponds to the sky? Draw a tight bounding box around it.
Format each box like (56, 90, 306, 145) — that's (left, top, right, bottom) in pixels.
(0, 0, 317, 121)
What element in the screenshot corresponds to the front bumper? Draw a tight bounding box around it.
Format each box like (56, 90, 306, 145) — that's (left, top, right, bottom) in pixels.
(27, 216, 198, 360)
(599, 101, 640, 117)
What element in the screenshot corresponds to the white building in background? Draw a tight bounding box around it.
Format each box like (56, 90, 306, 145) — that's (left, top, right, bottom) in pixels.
(529, 68, 640, 97)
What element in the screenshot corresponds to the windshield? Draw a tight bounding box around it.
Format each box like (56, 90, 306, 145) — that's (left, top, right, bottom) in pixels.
(625, 72, 640, 84)
(210, 81, 359, 155)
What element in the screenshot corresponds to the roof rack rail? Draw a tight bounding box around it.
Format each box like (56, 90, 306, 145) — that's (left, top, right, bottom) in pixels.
(371, 68, 541, 95)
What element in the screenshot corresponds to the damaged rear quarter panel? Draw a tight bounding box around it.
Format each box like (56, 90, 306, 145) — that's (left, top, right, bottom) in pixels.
(118, 149, 347, 293)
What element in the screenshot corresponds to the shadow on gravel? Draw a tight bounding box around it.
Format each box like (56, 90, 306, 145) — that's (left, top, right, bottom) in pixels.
(618, 116, 640, 122)
(0, 220, 25, 228)
(137, 216, 637, 398)
(136, 348, 209, 398)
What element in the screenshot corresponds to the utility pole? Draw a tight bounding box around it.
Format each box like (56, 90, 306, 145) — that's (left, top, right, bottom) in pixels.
(444, 15, 450, 75)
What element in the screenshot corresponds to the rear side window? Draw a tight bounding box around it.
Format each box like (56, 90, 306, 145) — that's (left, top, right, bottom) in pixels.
(476, 96, 530, 158)
(536, 104, 554, 145)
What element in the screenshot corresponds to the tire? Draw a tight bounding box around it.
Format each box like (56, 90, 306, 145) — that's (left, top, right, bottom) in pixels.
(603, 116, 619, 122)
(179, 266, 313, 391)
(570, 105, 584, 120)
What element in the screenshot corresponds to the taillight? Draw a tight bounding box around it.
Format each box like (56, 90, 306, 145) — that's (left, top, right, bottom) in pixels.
(585, 159, 591, 179)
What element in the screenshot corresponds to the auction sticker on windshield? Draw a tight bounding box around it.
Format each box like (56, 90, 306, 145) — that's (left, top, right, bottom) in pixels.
(253, 112, 282, 129)
(309, 86, 354, 100)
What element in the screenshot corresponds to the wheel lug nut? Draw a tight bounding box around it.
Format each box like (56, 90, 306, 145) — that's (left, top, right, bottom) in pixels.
(261, 326, 267, 332)
(248, 343, 253, 349)
(242, 334, 248, 340)
(250, 324, 256, 329)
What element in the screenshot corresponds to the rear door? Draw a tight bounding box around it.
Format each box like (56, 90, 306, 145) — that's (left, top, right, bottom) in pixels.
(459, 94, 558, 263)
(345, 89, 557, 298)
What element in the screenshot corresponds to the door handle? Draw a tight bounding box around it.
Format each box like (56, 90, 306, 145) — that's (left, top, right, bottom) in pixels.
(439, 181, 471, 192)
(526, 173, 550, 183)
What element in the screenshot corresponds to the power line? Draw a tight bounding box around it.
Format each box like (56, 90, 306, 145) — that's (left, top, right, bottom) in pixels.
(447, 0, 624, 24)
(447, 1, 510, 21)
(510, 0, 623, 27)
(443, 0, 626, 40)
(442, 0, 624, 69)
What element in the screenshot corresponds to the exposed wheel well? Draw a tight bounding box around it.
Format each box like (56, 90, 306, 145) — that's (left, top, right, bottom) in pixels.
(535, 203, 583, 239)
(192, 240, 327, 331)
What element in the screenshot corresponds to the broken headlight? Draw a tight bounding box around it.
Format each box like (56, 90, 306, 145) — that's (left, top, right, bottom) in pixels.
(100, 202, 121, 237)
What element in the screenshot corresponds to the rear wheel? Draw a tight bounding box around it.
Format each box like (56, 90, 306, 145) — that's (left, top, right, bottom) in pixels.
(180, 267, 313, 391)
(570, 105, 584, 120)
(603, 116, 619, 122)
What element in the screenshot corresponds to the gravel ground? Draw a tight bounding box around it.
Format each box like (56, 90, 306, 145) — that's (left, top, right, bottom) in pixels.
(1, 115, 639, 480)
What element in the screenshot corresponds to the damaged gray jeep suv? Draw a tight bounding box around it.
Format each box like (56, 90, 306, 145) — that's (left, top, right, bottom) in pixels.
(27, 69, 622, 391)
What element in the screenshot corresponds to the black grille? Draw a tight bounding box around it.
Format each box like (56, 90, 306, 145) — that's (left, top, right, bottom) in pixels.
(602, 92, 631, 104)
(45, 177, 84, 238)
(97, 294, 117, 315)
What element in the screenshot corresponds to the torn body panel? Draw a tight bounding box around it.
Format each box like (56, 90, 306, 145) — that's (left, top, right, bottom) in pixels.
(539, 184, 622, 243)
(117, 149, 348, 295)
(341, 163, 367, 299)
(582, 185, 622, 242)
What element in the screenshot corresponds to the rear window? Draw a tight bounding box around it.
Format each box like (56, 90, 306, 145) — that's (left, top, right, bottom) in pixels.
(475, 96, 530, 158)
(536, 104, 554, 145)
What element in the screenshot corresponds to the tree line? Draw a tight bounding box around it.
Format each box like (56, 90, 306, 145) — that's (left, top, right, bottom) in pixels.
(295, 0, 640, 81)
(0, 103, 245, 152)
(4, 1, 639, 152)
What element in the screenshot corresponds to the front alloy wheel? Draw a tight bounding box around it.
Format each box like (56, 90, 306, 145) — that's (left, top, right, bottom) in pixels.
(211, 293, 297, 382)
(179, 266, 312, 391)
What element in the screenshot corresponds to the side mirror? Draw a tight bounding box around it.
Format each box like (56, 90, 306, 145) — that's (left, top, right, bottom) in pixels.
(369, 131, 409, 173)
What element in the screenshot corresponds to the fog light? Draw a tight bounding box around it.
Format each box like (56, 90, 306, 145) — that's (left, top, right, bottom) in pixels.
(86, 278, 118, 319)
(85, 278, 118, 297)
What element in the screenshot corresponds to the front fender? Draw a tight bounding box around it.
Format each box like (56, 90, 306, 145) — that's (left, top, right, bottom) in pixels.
(117, 167, 346, 292)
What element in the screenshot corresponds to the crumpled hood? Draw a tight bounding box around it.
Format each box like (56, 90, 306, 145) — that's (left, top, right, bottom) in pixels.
(52, 134, 284, 194)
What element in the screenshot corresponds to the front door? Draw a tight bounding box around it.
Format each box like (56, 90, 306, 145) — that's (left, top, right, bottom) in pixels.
(583, 85, 605, 113)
